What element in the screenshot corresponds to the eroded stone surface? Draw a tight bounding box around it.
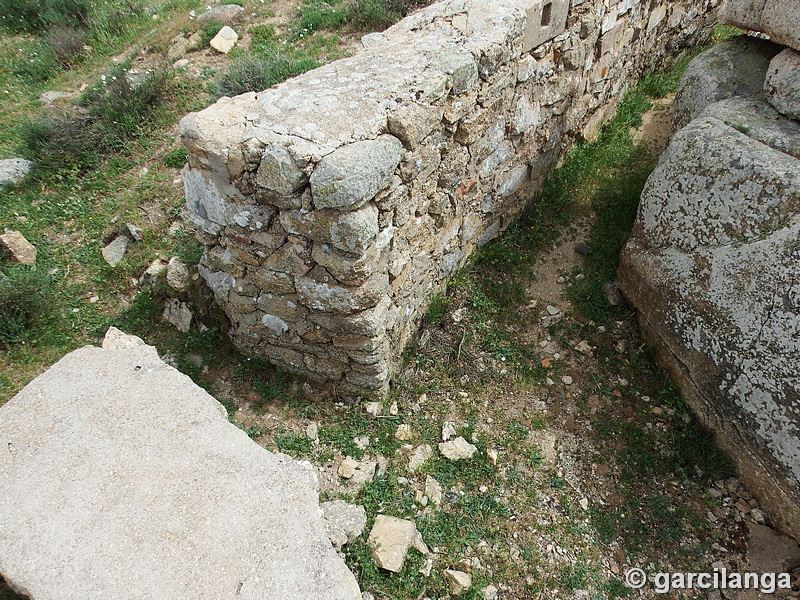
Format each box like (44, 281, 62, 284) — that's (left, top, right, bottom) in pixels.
(619, 105, 800, 540)
(0, 328, 361, 600)
(719, 0, 800, 52)
(672, 35, 782, 133)
(210, 26, 238, 54)
(765, 48, 800, 121)
(310, 136, 404, 210)
(0, 158, 32, 186)
(322, 500, 367, 548)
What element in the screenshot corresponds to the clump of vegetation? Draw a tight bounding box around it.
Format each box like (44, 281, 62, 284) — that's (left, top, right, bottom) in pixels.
(215, 50, 318, 97)
(19, 66, 174, 170)
(297, 0, 432, 35)
(17, 113, 98, 170)
(1, 0, 151, 83)
(0, 0, 91, 34)
(163, 147, 188, 168)
(0, 267, 55, 349)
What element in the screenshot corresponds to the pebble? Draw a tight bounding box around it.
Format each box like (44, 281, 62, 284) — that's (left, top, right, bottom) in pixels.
(561, 375, 573, 385)
(441, 421, 457, 442)
(395, 424, 413, 441)
(546, 305, 560, 316)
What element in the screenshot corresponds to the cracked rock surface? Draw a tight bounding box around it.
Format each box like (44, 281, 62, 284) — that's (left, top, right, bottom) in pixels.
(0, 328, 361, 600)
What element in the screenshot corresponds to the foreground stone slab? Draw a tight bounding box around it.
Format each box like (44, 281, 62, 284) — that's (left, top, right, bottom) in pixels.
(367, 515, 428, 573)
(765, 48, 800, 121)
(619, 106, 800, 540)
(0, 328, 361, 600)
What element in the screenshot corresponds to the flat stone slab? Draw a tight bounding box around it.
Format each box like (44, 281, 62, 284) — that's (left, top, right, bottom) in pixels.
(0, 328, 360, 600)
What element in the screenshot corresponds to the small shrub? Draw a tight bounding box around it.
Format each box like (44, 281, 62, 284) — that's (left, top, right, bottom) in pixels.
(20, 67, 173, 170)
(345, 0, 408, 31)
(198, 21, 224, 47)
(88, 68, 174, 146)
(46, 25, 87, 66)
(215, 51, 317, 97)
(0, 268, 53, 348)
(18, 113, 98, 170)
(163, 147, 188, 168)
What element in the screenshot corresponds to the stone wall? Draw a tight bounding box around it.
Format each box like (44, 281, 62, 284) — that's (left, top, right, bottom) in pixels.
(180, 0, 719, 396)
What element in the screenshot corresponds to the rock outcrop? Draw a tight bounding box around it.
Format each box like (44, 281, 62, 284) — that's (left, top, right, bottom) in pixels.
(620, 32, 800, 540)
(181, 0, 719, 395)
(0, 158, 32, 186)
(718, 0, 800, 52)
(0, 328, 361, 600)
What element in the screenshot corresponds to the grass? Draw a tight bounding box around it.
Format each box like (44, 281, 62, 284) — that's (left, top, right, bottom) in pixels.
(296, 0, 432, 35)
(0, 266, 58, 349)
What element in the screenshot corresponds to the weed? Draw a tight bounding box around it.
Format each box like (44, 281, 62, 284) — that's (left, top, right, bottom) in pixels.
(88, 67, 174, 146)
(0, 267, 55, 348)
(215, 49, 317, 97)
(18, 113, 98, 170)
(0, 0, 90, 34)
(198, 21, 224, 47)
(20, 67, 173, 170)
(274, 431, 313, 457)
(9, 39, 62, 84)
(556, 564, 590, 592)
(525, 446, 543, 470)
(345, 0, 409, 31)
(45, 25, 87, 66)
(297, 0, 347, 35)
(423, 292, 449, 326)
(319, 411, 371, 459)
(163, 147, 188, 168)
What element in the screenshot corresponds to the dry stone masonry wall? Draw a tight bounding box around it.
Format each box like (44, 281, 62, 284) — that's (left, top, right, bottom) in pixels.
(181, 0, 719, 395)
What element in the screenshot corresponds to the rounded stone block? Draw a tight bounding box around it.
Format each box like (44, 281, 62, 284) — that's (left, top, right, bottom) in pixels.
(310, 136, 404, 210)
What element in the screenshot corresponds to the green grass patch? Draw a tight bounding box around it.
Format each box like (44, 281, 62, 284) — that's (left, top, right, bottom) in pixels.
(0, 266, 58, 349)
